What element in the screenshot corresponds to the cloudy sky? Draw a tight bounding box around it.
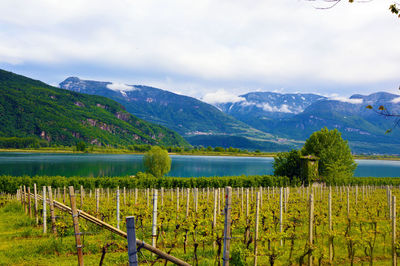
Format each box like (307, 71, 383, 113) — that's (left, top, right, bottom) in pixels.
(0, 0, 399, 102)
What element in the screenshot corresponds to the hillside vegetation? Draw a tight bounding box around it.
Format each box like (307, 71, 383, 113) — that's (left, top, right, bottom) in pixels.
(0, 70, 189, 148)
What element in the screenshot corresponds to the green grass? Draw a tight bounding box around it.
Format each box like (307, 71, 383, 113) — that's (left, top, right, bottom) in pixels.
(0, 201, 129, 265)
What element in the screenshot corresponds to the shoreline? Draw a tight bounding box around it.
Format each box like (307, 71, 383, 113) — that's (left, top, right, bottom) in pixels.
(0, 148, 399, 161)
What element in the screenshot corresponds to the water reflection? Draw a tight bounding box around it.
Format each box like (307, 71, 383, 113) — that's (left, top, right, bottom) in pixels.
(0, 153, 399, 178)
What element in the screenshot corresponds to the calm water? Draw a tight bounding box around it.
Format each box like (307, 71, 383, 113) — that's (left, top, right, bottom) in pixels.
(0, 153, 399, 178)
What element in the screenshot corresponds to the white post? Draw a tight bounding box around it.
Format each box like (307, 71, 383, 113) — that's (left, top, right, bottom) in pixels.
(116, 187, 120, 230)
(280, 187, 283, 246)
(42, 186, 47, 234)
(152, 189, 158, 248)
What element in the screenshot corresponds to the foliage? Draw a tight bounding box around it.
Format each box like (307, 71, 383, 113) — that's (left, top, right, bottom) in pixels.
(273, 150, 302, 182)
(143, 146, 171, 178)
(0, 174, 293, 193)
(301, 128, 357, 183)
(75, 141, 86, 152)
(0, 137, 48, 149)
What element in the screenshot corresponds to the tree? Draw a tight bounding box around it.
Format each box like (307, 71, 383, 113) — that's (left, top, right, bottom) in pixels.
(143, 146, 171, 178)
(366, 104, 400, 133)
(273, 128, 357, 184)
(273, 149, 302, 182)
(76, 141, 86, 152)
(302, 127, 357, 183)
(310, 0, 399, 18)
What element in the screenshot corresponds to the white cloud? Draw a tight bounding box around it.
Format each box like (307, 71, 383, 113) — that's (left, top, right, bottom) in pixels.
(106, 82, 136, 91)
(262, 103, 293, 113)
(392, 97, 400, 104)
(330, 96, 363, 104)
(202, 90, 245, 104)
(0, 0, 399, 96)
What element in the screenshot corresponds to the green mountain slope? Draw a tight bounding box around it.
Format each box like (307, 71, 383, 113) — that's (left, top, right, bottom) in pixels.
(0, 69, 189, 147)
(60, 77, 301, 151)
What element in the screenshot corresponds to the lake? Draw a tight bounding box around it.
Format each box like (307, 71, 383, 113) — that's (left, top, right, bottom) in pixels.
(0, 152, 399, 178)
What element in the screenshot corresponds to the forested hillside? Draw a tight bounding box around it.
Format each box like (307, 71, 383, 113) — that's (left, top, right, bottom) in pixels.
(0, 70, 189, 148)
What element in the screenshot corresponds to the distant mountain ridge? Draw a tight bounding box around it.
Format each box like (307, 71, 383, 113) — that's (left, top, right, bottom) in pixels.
(0, 69, 189, 147)
(60, 77, 301, 151)
(217, 91, 400, 154)
(59, 76, 400, 154)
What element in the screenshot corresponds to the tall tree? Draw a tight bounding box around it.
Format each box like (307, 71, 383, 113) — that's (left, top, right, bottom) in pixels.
(143, 146, 171, 178)
(301, 127, 357, 183)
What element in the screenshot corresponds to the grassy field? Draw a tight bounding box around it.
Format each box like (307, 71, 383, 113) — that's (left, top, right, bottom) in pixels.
(2, 184, 399, 265)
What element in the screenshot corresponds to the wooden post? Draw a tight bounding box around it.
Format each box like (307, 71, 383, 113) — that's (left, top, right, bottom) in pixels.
(34, 183, 38, 225)
(309, 194, 314, 266)
(147, 188, 150, 208)
(48, 186, 57, 236)
(393, 195, 397, 266)
(80, 185, 84, 209)
(63, 186, 66, 203)
(241, 187, 244, 213)
(390, 190, 393, 220)
(69, 186, 84, 266)
(218, 188, 221, 215)
(135, 188, 138, 204)
(246, 188, 249, 218)
(116, 187, 120, 230)
(284, 187, 287, 213)
(152, 189, 158, 248)
(280, 187, 283, 246)
(96, 188, 99, 215)
(347, 187, 350, 218)
(161, 187, 164, 207)
(213, 189, 217, 249)
(124, 187, 126, 206)
(107, 187, 110, 203)
(254, 192, 260, 266)
(195, 187, 198, 212)
(223, 186, 232, 266)
(355, 185, 358, 205)
(43, 186, 47, 234)
(126, 216, 138, 266)
(19, 185, 23, 205)
(176, 188, 180, 213)
(329, 186, 333, 263)
(186, 188, 190, 218)
(28, 187, 32, 218)
(23, 185, 27, 214)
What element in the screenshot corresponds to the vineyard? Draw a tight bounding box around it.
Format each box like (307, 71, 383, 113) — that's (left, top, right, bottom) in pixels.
(3, 184, 400, 265)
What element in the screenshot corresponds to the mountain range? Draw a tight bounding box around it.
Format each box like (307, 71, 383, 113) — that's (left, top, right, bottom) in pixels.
(60, 77, 400, 154)
(216, 91, 400, 154)
(0, 69, 189, 148)
(60, 77, 301, 151)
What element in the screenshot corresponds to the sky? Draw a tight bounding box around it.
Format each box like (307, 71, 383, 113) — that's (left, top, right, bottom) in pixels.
(0, 0, 399, 103)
